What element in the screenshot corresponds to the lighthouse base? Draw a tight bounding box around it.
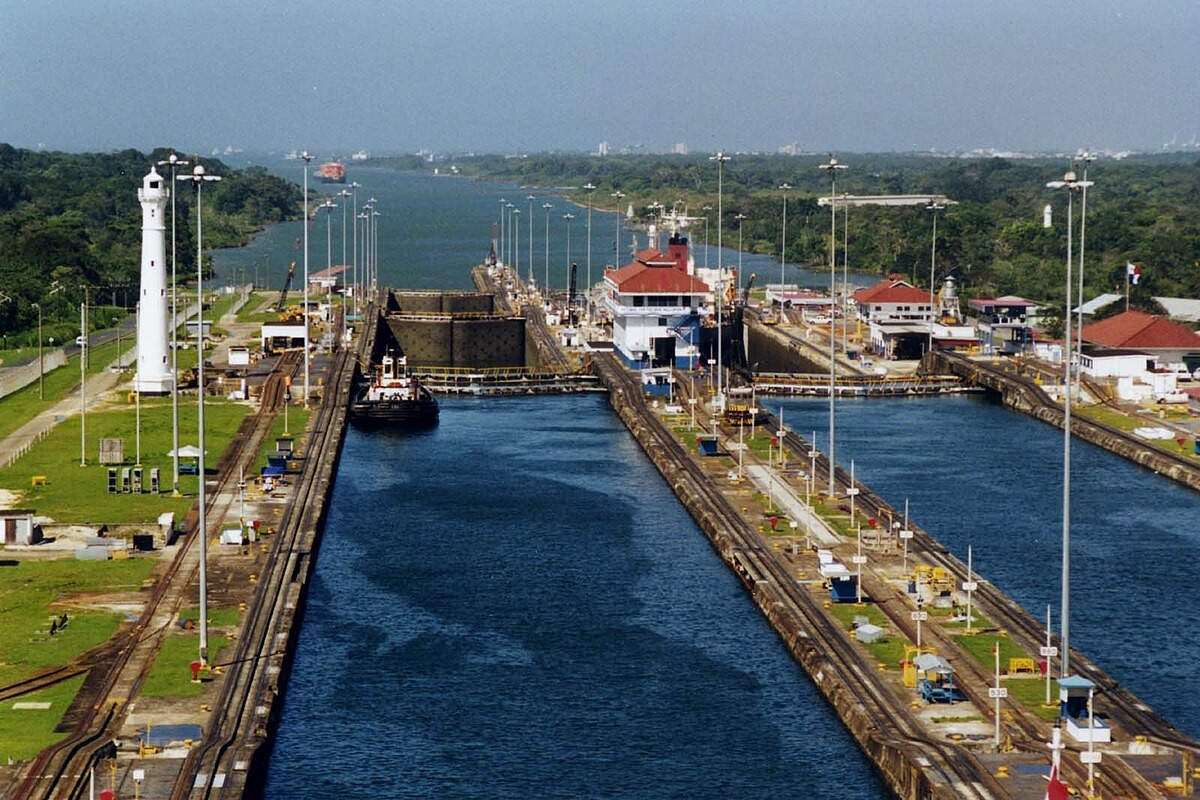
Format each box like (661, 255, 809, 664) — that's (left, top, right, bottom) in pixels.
(134, 374, 175, 395)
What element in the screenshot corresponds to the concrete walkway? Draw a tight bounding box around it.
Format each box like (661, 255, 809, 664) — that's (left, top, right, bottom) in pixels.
(743, 464, 841, 547)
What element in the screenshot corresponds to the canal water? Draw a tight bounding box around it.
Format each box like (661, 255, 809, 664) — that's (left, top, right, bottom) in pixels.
(771, 393, 1200, 738)
(261, 395, 889, 798)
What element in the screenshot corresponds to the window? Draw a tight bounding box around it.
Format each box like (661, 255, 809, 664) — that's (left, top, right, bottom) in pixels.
(658, 317, 668, 326)
(633, 296, 645, 307)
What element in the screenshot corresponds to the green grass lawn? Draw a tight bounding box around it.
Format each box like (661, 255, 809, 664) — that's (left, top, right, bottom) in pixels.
(1077, 405, 1200, 463)
(250, 407, 310, 475)
(0, 674, 86, 762)
(178, 606, 241, 627)
(0, 338, 132, 444)
(1003, 675, 1060, 721)
(0, 346, 38, 367)
(0, 399, 251, 523)
(0, 558, 155, 685)
(953, 632, 1029, 672)
(827, 602, 909, 668)
(235, 292, 282, 324)
(140, 634, 230, 698)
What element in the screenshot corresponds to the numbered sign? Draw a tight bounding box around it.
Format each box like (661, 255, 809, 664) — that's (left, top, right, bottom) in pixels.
(988, 687, 1009, 699)
(962, 580, 978, 591)
(899, 530, 914, 540)
(1039, 646, 1059, 657)
(846, 487, 860, 496)
(807, 450, 818, 458)
(910, 611, 928, 622)
(851, 555, 867, 565)
(1080, 751, 1102, 764)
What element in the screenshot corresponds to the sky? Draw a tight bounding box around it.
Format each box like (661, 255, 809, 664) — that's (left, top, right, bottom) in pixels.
(3, 0, 1199, 156)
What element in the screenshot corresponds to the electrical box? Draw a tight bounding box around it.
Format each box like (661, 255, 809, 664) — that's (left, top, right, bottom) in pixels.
(150, 468, 160, 494)
(121, 468, 131, 494)
(107, 468, 118, 494)
(131, 467, 143, 494)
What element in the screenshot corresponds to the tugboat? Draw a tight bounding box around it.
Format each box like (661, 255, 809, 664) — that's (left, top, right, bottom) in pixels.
(351, 353, 439, 428)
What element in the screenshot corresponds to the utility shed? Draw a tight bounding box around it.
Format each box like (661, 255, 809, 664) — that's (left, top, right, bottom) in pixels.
(855, 623, 884, 644)
(0, 510, 41, 545)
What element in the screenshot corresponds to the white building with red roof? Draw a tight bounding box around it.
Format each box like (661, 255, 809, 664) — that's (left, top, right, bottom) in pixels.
(603, 233, 710, 368)
(1080, 310, 1200, 370)
(851, 276, 934, 324)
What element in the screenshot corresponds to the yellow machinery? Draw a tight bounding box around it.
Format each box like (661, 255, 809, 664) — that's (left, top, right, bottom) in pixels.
(911, 565, 954, 594)
(278, 305, 304, 323)
(901, 645, 936, 688)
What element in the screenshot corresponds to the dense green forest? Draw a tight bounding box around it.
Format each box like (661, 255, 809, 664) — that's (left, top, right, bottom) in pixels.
(0, 145, 302, 347)
(431, 152, 1200, 313)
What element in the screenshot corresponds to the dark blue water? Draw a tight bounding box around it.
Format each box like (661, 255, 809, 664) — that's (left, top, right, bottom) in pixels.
(773, 393, 1200, 737)
(212, 165, 878, 294)
(262, 395, 889, 798)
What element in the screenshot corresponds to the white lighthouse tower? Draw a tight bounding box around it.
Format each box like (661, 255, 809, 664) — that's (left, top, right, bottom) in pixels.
(135, 167, 174, 394)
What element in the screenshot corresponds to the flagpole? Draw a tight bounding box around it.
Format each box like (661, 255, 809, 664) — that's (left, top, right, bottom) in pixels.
(1125, 263, 1130, 311)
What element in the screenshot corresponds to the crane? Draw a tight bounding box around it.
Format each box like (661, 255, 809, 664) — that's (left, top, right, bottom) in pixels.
(275, 261, 297, 312)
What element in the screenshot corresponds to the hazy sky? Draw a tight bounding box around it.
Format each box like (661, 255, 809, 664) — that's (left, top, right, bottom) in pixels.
(3, 0, 1199, 155)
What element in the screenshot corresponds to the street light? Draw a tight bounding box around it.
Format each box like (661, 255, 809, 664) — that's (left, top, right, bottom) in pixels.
(299, 151, 313, 405)
(542, 202, 553, 297)
(523, 194, 534, 287)
(701, 205, 712, 271)
(563, 213, 575, 314)
(513, 208, 521, 285)
(818, 154, 847, 496)
(1075, 150, 1095, 400)
(349, 181, 361, 316)
(734, 213, 747, 293)
(176, 161, 221, 665)
(926, 201, 945, 356)
(320, 199, 337, 277)
(710, 151, 731, 409)
(156, 152, 188, 494)
(498, 198, 507, 267)
(611, 190, 625, 268)
(339, 187, 351, 276)
(584, 182, 596, 324)
(372, 209, 381, 293)
(1046, 168, 1090, 677)
(778, 182, 792, 286)
(506, 202, 515, 272)
(32, 302, 43, 399)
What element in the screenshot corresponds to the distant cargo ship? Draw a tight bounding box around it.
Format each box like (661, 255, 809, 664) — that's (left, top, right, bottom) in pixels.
(318, 161, 346, 183)
(351, 150, 369, 161)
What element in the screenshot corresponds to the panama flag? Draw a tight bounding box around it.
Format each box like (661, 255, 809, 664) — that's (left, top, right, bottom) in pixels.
(1044, 762, 1068, 800)
(1127, 262, 1141, 285)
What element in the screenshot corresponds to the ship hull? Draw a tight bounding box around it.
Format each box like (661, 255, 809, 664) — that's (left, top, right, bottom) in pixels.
(350, 397, 439, 428)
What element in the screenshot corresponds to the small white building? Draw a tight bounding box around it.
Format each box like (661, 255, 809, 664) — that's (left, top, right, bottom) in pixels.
(1, 510, 42, 545)
(1078, 347, 1153, 379)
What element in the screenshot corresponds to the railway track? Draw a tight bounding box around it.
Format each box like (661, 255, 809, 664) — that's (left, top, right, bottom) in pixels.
(749, 395, 1199, 797)
(9, 352, 301, 800)
(598, 355, 1008, 798)
(170, 324, 357, 799)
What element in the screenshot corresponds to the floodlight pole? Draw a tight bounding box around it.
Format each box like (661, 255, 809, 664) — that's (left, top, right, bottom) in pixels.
(819, 155, 847, 495)
(711, 152, 730, 409)
(300, 151, 313, 406)
(178, 162, 221, 665)
(157, 153, 188, 494)
(584, 182, 595, 324)
(543, 202, 553, 297)
(350, 182, 360, 317)
(926, 202, 945, 356)
(612, 191, 625, 272)
(79, 300, 86, 466)
(778, 182, 792, 287)
(1076, 151, 1094, 401)
(527, 194, 536, 287)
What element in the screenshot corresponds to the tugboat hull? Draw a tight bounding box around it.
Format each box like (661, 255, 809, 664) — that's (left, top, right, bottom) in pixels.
(350, 397, 439, 428)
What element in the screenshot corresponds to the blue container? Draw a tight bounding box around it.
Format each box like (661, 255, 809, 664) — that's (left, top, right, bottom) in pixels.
(830, 575, 858, 603)
(696, 435, 718, 456)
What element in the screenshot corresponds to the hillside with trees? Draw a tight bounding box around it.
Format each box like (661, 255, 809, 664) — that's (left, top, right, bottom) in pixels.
(0, 145, 302, 347)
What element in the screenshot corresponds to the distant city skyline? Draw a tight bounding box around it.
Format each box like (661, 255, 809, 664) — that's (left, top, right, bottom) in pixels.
(3, 0, 1198, 156)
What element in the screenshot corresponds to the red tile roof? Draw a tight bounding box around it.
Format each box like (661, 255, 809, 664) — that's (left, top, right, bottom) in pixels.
(1080, 310, 1200, 350)
(606, 261, 709, 294)
(853, 279, 932, 305)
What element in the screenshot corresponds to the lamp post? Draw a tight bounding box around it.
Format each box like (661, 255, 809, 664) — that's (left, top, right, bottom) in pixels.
(819, 155, 847, 496)
(778, 182, 792, 287)
(611, 190, 625, 268)
(842, 192, 850, 356)
(584, 182, 596, 324)
(360, 202, 372, 301)
(32, 302, 43, 399)
(1075, 151, 1094, 400)
(563, 213, 575, 310)
(702, 205, 712, 271)
(339, 187, 351, 284)
(372, 209, 381, 292)
(542, 202, 553, 297)
(711, 151, 731, 409)
(734, 213, 747, 293)
(349, 182, 360, 316)
(1046, 169, 1089, 677)
(513, 208, 521, 285)
(79, 298, 86, 466)
(926, 201, 945, 356)
(526, 194, 536, 287)
(134, 302, 141, 465)
(498, 198, 507, 266)
(298, 151, 313, 405)
(507, 202, 515, 272)
(321, 199, 337, 277)
(156, 153, 188, 494)
(177, 162, 221, 666)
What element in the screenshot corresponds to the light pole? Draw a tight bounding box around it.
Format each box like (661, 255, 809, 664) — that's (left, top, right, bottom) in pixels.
(513, 208, 521, 285)
(778, 182, 792, 286)
(611, 190, 625, 268)
(498, 198, 507, 266)
(710, 151, 730, 409)
(584, 182, 596, 324)
(349, 181, 360, 316)
(299, 151, 313, 405)
(339, 187, 351, 272)
(156, 153, 188, 494)
(321, 199, 337, 276)
(734, 213, 747, 293)
(176, 162, 221, 666)
(372, 209, 381, 292)
(563, 213, 575, 312)
(819, 155, 847, 496)
(702, 205, 712, 271)
(79, 298, 86, 466)
(32, 302, 43, 399)
(926, 201, 945, 356)
(134, 302, 141, 465)
(527, 194, 535, 287)
(1046, 168, 1089, 677)
(542, 202, 553, 297)
(842, 192, 850, 356)
(1075, 151, 1094, 400)
(506, 202, 515, 272)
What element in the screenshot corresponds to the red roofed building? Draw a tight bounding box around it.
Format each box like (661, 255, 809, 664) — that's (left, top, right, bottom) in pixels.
(604, 234, 709, 368)
(1080, 310, 1200, 369)
(851, 277, 934, 324)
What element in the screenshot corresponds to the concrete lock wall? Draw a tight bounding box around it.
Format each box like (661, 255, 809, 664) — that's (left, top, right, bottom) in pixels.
(0, 349, 70, 399)
(452, 319, 524, 367)
(745, 323, 826, 373)
(441, 294, 493, 314)
(388, 319, 454, 365)
(391, 292, 443, 314)
(390, 291, 494, 315)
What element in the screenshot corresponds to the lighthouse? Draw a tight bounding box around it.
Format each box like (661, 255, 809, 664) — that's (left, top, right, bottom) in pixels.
(134, 167, 173, 394)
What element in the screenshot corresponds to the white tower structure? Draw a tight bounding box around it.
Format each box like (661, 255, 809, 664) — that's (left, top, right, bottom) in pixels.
(135, 167, 174, 394)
